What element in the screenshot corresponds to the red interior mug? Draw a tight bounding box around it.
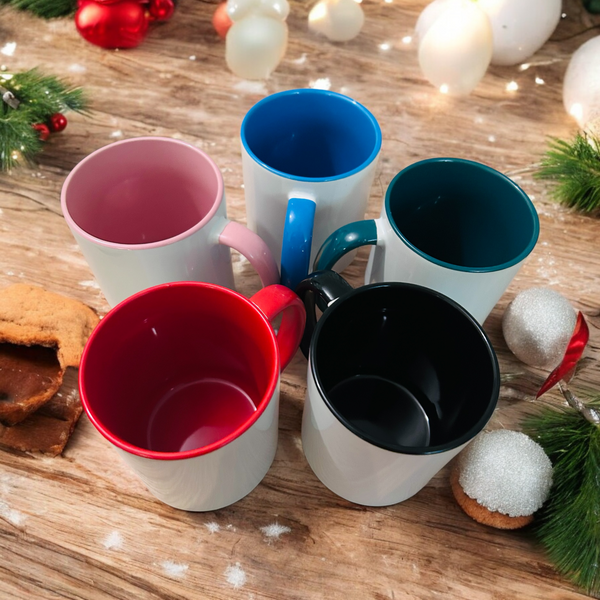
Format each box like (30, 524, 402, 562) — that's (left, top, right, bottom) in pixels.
(79, 281, 305, 511)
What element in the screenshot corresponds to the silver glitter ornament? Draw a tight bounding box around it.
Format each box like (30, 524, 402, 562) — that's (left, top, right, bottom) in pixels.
(458, 430, 553, 518)
(502, 287, 577, 369)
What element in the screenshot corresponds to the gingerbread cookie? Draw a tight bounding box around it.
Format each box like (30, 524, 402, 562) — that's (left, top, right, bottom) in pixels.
(0, 283, 99, 369)
(0, 368, 83, 456)
(0, 343, 64, 426)
(0, 283, 99, 428)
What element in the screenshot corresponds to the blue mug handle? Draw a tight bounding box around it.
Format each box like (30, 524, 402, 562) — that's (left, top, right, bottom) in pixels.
(313, 219, 378, 271)
(280, 197, 317, 290)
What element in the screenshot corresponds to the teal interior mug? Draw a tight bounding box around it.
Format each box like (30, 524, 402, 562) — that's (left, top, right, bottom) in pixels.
(313, 158, 539, 323)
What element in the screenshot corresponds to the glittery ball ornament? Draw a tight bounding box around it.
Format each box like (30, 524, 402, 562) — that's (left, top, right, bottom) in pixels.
(308, 0, 365, 43)
(459, 430, 553, 518)
(502, 287, 577, 370)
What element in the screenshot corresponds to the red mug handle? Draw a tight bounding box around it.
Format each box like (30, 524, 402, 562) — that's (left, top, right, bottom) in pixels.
(251, 285, 306, 371)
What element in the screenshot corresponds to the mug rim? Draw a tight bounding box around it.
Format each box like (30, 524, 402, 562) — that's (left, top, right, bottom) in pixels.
(384, 157, 540, 273)
(309, 281, 500, 455)
(79, 281, 280, 461)
(240, 88, 382, 183)
(61, 137, 225, 250)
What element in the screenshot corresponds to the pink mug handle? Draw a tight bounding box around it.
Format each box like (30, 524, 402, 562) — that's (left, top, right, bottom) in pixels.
(219, 221, 280, 287)
(250, 285, 306, 371)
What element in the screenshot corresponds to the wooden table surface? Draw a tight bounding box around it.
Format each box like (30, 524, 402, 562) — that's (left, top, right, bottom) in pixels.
(1, 1, 599, 598)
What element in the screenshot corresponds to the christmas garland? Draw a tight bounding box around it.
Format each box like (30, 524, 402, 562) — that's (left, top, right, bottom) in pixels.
(522, 388, 600, 597)
(0, 68, 89, 171)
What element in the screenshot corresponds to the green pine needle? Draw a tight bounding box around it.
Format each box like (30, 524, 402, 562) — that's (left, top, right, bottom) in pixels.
(0, 111, 43, 170)
(0, 0, 76, 19)
(7, 68, 89, 119)
(522, 397, 600, 597)
(0, 68, 90, 170)
(535, 132, 600, 214)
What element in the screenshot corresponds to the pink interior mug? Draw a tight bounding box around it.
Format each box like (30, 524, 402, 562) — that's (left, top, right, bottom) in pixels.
(61, 137, 280, 307)
(79, 281, 306, 511)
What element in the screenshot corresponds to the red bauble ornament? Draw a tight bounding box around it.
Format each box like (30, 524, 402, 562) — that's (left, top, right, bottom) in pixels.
(75, 0, 150, 49)
(32, 123, 50, 142)
(48, 113, 68, 133)
(212, 2, 232, 39)
(148, 0, 175, 21)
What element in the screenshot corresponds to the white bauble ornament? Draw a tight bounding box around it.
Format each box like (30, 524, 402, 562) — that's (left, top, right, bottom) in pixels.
(414, 0, 452, 42)
(416, 0, 493, 96)
(308, 0, 365, 43)
(502, 287, 577, 370)
(226, 15, 288, 79)
(227, 0, 289, 22)
(458, 430, 553, 519)
(477, 0, 562, 66)
(563, 35, 600, 129)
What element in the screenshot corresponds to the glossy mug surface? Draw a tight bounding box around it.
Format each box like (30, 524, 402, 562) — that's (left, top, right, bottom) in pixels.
(79, 281, 306, 511)
(62, 137, 279, 307)
(314, 158, 539, 324)
(241, 88, 381, 290)
(295, 271, 500, 506)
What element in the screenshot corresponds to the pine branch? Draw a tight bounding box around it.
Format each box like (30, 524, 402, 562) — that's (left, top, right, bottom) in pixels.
(6, 69, 89, 118)
(0, 112, 42, 170)
(522, 396, 600, 597)
(0, 68, 90, 171)
(0, 0, 76, 19)
(535, 132, 600, 214)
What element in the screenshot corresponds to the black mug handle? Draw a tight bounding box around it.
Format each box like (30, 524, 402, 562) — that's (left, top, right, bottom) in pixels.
(295, 270, 354, 358)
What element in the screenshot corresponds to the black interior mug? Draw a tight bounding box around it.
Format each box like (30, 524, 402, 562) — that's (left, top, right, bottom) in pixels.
(294, 271, 500, 506)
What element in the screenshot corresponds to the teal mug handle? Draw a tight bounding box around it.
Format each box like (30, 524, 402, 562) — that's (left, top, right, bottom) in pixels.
(313, 219, 378, 271)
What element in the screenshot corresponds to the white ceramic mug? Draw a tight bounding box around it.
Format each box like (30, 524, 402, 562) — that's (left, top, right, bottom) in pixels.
(295, 271, 500, 507)
(241, 88, 381, 290)
(61, 137, 279, 307)
(313, 158, 540, 324)
(79, 281, 306, 511)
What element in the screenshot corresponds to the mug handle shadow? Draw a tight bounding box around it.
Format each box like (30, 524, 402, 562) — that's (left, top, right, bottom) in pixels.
(219, 221, 280, 287)
(280, 197, 316, 291)
(313, 219, 378, 272)
(251, 285, 307, 371)
(294, 270, 354, 358)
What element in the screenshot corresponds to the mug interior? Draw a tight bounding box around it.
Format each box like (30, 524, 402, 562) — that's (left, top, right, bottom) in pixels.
(311, 283, 499, 454)
(387, 159, 539, 271)
(62, 138, 222, 246)
(241, 89, 381, 180)
(80, 283, 278, 458)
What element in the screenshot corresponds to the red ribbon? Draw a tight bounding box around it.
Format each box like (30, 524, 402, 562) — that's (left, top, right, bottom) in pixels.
(536, 311, 590, 398)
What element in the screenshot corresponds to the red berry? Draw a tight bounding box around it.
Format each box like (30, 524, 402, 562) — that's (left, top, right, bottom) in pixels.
(49, 113, 68, 133)
(32, 123, 50, 141)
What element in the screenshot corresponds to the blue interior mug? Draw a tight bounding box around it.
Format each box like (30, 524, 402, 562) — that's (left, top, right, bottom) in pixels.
(240, 88, 381, 290)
